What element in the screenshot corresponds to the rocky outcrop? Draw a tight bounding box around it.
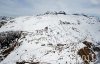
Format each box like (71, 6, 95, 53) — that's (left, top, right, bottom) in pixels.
(78, 41, 100, 64)
(0, 31, 22, 62)
(0, 21, 7, 28)
(16, 61, 39, 64)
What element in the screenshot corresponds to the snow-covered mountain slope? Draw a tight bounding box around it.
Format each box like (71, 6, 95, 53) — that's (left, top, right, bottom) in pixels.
(0, 16, 14, 28)
(0, 14, 100, 64)
(0, 16, 14, 21)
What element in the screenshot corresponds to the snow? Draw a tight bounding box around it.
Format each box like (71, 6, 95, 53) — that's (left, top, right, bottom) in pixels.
(0, 14, 100, 64)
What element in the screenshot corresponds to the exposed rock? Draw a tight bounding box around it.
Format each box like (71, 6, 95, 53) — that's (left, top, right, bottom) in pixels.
(0, 31, 22, 62)
(0, 16, 14, 21)
(78, 47, 96, 64)
(0, 31, 22, 49)
(93, 47, 100, 52)
(16, 61, 39, 64)
(78, 41, 96, 64)
(82, 41, 94, 48)
(0, 21, 7, 28)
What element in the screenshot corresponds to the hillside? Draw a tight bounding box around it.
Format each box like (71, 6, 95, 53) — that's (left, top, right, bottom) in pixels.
(0, 13, 100, 64)
(0, 16, 14, 28)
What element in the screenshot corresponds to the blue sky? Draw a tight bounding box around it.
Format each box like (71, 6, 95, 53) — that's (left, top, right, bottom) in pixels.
(0, 0, 100, 17)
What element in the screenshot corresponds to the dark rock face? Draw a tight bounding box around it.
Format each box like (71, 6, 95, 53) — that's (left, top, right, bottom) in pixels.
(82, 41, 94, 48)
(57, 11, 66, 15)
(43, 11, 66, 15)
(0, 31, 22, 62)
(0, 31, 22, 49)
(16, 61, 39, 64)
(78, 47, 96, 64)
(78, 41, 100, 64)
(93, 46, 100, 52)
(78, 41, 96, 64)
(0, 21, 7, 28)
(0, 16, 14, 21)
(0, 16, 14, 28)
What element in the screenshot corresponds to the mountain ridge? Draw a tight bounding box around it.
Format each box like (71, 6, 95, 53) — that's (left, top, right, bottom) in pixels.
(0, 13, 100, 64)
